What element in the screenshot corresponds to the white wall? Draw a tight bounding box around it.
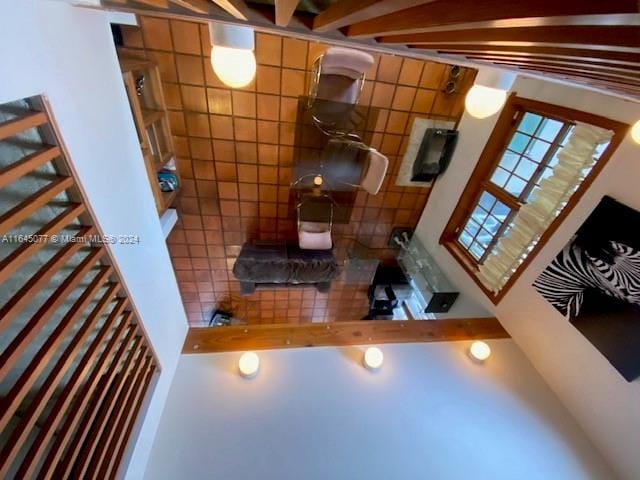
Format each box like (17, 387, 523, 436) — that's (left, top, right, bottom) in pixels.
(145, 341, 613, 480)
(415, 75, 640, 479)
(0, 1, 188, 478)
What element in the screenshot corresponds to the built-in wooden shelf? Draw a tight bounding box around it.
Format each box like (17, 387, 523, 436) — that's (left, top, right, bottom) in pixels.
(118, 49, 179, 216)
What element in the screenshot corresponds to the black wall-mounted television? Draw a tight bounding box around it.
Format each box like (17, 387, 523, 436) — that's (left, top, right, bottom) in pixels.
(411, 128, 458, 182)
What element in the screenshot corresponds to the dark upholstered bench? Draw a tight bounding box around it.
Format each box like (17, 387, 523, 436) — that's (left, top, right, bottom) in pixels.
(232, 241, 340, 295)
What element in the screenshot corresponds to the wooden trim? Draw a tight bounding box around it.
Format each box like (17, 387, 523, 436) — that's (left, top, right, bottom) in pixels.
(0, 176, 74, 234)
(0, 111, 47, 141)
(0, 225, 94, 332)
(439, 95, 630, 304)
(183, 318, 509, 353)
(0, 146, 60, 189)
(0, 203, 85, 284)
(40, 321, 136, 480)
(439, 93, 519, 249)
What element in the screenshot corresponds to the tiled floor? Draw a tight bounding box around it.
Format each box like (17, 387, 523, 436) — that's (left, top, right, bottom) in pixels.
(121, 17, 473, 326)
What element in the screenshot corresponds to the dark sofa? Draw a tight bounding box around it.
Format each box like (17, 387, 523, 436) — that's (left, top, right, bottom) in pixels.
(232, 241, 340, 295)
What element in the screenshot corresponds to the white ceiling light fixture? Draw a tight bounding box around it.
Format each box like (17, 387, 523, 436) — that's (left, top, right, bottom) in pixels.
(465, 67, 516, 120)
(469, 341, 492, 363)
(238, 351, 260, 378)
(631, 120, 640, 144)
(363, 347, 384, 371)
(209, 22, 256, 89)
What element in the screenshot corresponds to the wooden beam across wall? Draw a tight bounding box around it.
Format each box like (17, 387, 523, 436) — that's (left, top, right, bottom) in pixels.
(346, 0, 640, 38)
(183, 318, 509, 353)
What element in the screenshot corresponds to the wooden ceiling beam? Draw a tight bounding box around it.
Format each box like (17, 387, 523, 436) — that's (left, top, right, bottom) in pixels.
(313, 0, 433, 33)
(522, 70, 640, 95)
(379, 25, 640, 49)
(409, 44, 640, 64)
(491, 61, 640, 84)
(275, 0, 299, 26)
(210, 0, 250, 20)
(346, 0, 640, 38)
(182, 318, 509, 353)
(492, 61, 640, 87)
(131, 0, 169, 7)
(170, 0, 212, 14)
(457, 54, 640, 75)
(441, 51, 640, 70)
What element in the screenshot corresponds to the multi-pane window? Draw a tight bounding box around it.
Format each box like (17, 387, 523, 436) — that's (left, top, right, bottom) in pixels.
(441, 95, 625, 303)
(456, 107, 609, 263)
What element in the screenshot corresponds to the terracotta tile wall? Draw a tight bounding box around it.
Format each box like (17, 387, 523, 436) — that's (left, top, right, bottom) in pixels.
(121, 17, 474, 326)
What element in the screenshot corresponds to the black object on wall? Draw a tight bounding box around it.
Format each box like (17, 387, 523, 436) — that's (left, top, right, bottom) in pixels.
(411, 128, 458, 182)
(533, 196, 640, 382)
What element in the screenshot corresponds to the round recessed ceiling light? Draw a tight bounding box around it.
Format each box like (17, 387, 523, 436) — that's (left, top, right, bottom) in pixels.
(469, 341, 491, 362)
(363, 347, 384, 370)
(238, 351, 260, 378)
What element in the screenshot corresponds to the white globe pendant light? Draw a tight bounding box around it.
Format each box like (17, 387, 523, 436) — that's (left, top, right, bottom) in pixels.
(209, 23, 256, 89)
(465, 67, 516, 119)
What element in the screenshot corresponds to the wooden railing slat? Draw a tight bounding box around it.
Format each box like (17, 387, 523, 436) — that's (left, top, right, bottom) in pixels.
(13, 298, 129, 480)
(54, 336, 144, 480)
(0, 145, 60, 190)
(0, 225, 94, 333)
(0, 100, 158, 479)
(0, 175, 74, 234)
(0, 283, 120, 477)
(96, 354, 152, 479)
(0, 111, 47, 141)
(39, 322, 137, 480)
(0, 247, 104, 380)
(111, 364, 157, 480)
(0, 203, 85, 284)
(0, 266, 112, 434)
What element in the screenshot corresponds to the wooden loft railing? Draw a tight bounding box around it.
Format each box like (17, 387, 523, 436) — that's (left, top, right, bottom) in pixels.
(0, 96, 158, 479)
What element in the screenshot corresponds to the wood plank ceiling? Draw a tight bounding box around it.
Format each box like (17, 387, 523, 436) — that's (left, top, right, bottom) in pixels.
(106, 0, 640, 99)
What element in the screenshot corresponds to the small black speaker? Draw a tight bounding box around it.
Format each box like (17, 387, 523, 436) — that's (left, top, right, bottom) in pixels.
(411, 128, 458, 182)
